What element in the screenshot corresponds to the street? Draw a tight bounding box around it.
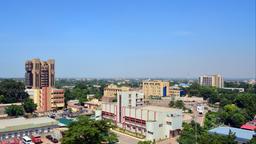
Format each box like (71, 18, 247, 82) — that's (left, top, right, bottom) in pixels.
(112, 130, 140, 144)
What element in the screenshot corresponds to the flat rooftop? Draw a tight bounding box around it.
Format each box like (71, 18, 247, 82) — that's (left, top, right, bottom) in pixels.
(0, 117, 58, 133)
(141, 106, 182, 113)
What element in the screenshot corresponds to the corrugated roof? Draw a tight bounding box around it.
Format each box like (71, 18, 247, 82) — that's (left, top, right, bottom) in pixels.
(241, 124, 256, 131)
(58, 118, 73, 126)
(0, 117, 58, 133)
(209, 126, 256, 141)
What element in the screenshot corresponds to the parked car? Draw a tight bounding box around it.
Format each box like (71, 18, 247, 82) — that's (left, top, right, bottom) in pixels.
(45, 135, 53, 141)
(51, 138, 58, 143)
(31, 135, 42, 144)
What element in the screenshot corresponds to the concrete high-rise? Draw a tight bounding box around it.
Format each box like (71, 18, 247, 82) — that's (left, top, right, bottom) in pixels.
(25, 59, 55, 89)
(199, 74, 224, 88)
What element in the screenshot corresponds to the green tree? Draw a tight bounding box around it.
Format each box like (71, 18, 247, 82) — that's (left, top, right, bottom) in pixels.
(175, 100, 185, 109)
(0, 95, 4, 103)
(137, 141, 154, 144)
(204, 112, 219, 130)
(64, 89, 75, 106)
(249, 137, 256, 144)
(0, 79, 28, 103)
(169, 100, 175, 107)
(61, 116, 117, 144)
(178, 121, 237, 144)
(5, 105, 24, 117)
(234, 93, 256, 119)
(186, 82, 200, 96)
(169, 100, 185, 110)
(78, 97, 88, 105)
(23, 98, 37, 113)
(178, 121, 203, 144)
(199, 86, 217, 102)
(186, 80, 256, 128)
(219, 104, 247, 127)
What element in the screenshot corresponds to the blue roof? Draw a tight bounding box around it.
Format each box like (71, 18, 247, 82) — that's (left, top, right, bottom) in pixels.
(209, 126, 256, 142)
(58, 118, 73, 126)
(179, 83, 190, 87)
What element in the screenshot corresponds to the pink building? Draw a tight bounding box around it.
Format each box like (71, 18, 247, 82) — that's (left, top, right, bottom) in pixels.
(38, 87, 64, 112)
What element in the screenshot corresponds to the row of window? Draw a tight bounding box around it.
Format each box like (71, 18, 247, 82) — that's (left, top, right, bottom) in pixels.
(126, 125, 146, 132)
(102, 111, 115, 117)
(124, 116, 146, 125)
(143, 83, 161, 85)
(0, 127, 54, 140)
(52, 96, 64, 99)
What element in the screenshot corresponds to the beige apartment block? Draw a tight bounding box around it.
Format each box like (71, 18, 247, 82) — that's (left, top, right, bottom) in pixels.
(39, 87, 64, 112)
(102, 84, 130, 102)
(103, 84, 130, 97)
(199, 74, 224, 88)
(169, 87, 181, 97)
(143, 80, 170, 98)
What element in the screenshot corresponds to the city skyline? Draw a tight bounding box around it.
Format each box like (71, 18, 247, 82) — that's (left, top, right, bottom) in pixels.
(0, 0, 255, 79)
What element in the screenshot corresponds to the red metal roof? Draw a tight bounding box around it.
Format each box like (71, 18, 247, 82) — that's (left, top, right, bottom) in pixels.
(241, 124, 256, 131)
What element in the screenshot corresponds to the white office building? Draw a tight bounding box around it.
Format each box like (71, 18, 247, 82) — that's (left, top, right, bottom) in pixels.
(118, 91, 144, 108)
(96, 91, 182, 141)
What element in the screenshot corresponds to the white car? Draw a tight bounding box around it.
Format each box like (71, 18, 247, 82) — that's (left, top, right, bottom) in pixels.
(22, 136, 34, 144)
(197, 105, 204, 114)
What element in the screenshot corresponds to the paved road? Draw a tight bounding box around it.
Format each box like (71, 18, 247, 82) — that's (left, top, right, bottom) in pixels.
(184, 103, 206, 126)
(112, 131, 140, 144)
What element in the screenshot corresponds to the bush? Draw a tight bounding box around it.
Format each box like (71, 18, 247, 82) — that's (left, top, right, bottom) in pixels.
(5, 105, 24, 117)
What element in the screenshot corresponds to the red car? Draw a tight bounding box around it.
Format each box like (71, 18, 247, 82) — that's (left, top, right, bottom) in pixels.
(31, 135, 42, 144)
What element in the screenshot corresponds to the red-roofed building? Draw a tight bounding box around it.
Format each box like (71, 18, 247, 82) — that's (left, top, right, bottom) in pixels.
(241, 120, 256, 131)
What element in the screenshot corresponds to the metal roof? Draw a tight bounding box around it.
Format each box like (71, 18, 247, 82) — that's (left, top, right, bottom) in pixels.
(209, 126, 256, 142)
(0, 117, 58, 133)
(58, 118, 73, 126)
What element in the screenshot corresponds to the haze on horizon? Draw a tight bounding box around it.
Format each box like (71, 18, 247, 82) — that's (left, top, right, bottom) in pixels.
(0, 0, 255, 79)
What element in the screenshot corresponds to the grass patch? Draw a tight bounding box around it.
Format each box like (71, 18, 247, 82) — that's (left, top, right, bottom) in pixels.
(113, 127, 145, 139)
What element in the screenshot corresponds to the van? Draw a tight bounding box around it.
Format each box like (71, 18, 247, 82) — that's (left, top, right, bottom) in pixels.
(22, 136, 33, 144)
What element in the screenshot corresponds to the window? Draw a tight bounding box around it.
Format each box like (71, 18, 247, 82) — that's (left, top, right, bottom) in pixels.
(148, 131, 154, 135)
(159, 124, 163, 127)
(167, 122, 172, 125)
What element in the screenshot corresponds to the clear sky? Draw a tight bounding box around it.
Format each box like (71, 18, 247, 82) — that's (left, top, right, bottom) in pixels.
(0, 0, 255, 79)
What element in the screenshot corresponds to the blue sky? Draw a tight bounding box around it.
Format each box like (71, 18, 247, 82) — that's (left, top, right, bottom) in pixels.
(0, 0, 255, 78)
